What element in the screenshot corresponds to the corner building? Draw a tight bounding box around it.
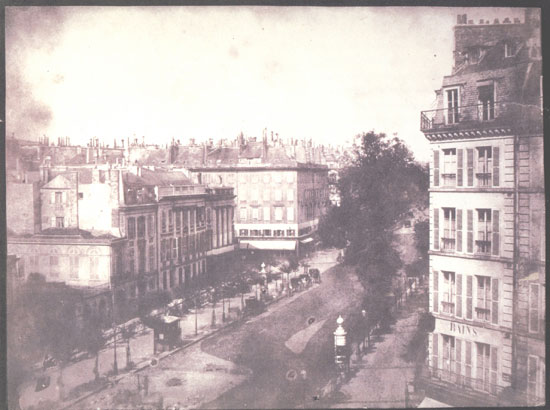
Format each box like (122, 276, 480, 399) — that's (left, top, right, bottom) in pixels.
(420, 10, 544, 406)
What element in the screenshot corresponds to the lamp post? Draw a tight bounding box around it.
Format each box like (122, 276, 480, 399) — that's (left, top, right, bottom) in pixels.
(361, 309, 369, 353)
(260, 262, 267, 300)
(333, 315, 348, 376)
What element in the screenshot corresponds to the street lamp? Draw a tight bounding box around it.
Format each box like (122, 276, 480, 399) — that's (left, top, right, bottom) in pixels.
(260, 262, 267, 300)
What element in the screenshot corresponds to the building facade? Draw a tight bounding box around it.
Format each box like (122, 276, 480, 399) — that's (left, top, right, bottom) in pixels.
(420, 9, 544, 406)
(190, 164, 328, 254)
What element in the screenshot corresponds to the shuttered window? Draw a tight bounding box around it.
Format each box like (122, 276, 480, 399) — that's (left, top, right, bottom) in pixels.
(457, 149, 464, 186)
(433, 270, 439, 313)
(456, 274, 463, 318)
(467, 149, 474, 186)
(493, 147, 500, 186)
(529, 283, 540, 333)
(490, 346, 498, 394)
(457, 209, 463, 252)
(466, 275, 473, 319)
(465, 341, 472, 386)
(467, 210, 473, 253)
(432, 333, 439, 370)
(456, 339, 462, 381)
(492, 210, 500, 255)
(433, 150, 440, 187)
(492, 278, 499, 325)
(434, 208, 440, 250)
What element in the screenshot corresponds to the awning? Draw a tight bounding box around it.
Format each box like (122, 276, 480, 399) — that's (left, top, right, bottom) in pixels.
(418, 397, 451, 408)
(300, 237, 313, 244)
(240, 240, 296, 251)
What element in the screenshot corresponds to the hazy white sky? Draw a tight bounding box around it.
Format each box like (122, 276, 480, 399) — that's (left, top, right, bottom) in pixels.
(6, 6, 526, 161)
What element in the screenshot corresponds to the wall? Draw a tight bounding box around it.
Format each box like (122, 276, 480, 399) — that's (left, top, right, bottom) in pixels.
(7, 182, 40, 234)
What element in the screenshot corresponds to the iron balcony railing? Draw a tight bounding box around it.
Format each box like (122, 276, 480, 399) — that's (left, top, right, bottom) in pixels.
(420, 101, 543, 133)
(420, 364, 504, 397)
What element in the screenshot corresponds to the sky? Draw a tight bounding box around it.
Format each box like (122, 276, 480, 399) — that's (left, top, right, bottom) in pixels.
(6, 6, 527, 161)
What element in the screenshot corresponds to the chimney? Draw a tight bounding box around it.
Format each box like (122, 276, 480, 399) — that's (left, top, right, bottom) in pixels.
(121, 139, 125, 148)
(479, 19, 484, 24)
(503, 17, 511, 24)
(494, 18, 500, 24)
(514, 18, 520, 24)
(203, 142, 207, 165)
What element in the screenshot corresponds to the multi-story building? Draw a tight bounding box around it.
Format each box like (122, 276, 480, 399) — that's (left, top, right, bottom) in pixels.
(189, 134, 329, 254)
(419, 9, 544, 406)
(7, 163, 235, 321)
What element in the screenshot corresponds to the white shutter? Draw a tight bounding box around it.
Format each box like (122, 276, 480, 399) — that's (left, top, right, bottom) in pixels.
(50, 192, 55, 204)
(287, 207, 294, 222)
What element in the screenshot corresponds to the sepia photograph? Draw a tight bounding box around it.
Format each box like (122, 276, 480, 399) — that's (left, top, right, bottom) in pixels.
(4, 3, 545, 409)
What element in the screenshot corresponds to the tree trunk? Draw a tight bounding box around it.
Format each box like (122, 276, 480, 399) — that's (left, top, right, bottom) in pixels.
(94, 353, 99, 381)
(126, 339, 132, 369)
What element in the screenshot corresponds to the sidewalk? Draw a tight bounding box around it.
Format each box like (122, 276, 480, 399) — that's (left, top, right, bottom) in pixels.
(19, 248, 338, 410)
(324, 288, 428, 409)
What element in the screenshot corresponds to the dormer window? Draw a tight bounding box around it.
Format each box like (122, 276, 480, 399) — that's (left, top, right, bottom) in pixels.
(504, 41, 516, 58)
(467, 47, 482, 64)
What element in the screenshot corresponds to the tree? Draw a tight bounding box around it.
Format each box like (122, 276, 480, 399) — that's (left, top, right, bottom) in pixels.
(121, 322, 137, 370)
(414, 220, 429, 258)
(80, 314, 106, 381)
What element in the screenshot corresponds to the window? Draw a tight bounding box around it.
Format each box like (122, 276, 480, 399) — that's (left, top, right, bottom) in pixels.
(468, 47, 481, 64)
(274, 230, 285, 237)
(263, 207, 270, 221)
(251, 188, 259, 202)
(286, 173, 294, 183)
(287, 229, 296, 237)
(442, 208, 456, 250)
(442, 149, 457, 186)
(138, 239, 146, 272)
(504, 41, 515, 58)
(137, 216, 145, 238)
(275, 207, 283, 221)
(252, 207, 259, 220)
(441, 335, 455, 380)
(56, 217, 65, 228)
(149, 245, 155, 272)
(239, 229, 249, 236)
(127, 217, 136, 239)
(263, 189, 270, 201)
(148, 215, 155, 238)
(287, 207, 295, 222)
(161, 211, 167, 233)
(250, 229, 261, 236)
(274, 173, 282, 183)
(275, 189, 282, 201)
(476, 209, 491, 253)
(240, 207, 247, 221)
(69, 255, 79, 278)
(441, 271, 456, 315)
(168, 210, 173, 232)
(78, 192, 84, 199)
(172, 238, 177, 260)
(476, 147, 492, 186)
(55, 191, 63, 204)
(445, 88, 459, 124)
(239, 173, 247, 183)
(475, 276, 491, 321)
(528, 355, 545, 403)
(478, 85, 495, 121)
(263, 229, 272, 237)
(176, 211, 181, 234)
(287, 189, 294, 201)
(529, 283, 541, 333)
(263, 174, 270, 183)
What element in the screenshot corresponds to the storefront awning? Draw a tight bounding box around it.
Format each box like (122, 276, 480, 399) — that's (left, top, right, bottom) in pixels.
(418, 397, 451, 408)
(300, 237, 313, 244)
(240, 240, 296, 250)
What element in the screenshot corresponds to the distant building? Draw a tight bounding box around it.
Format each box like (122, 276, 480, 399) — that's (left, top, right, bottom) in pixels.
(189, 133, 329, 254)
(419, 9, 544, 406)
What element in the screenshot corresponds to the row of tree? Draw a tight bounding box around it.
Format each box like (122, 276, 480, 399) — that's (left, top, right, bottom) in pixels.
(319, 132, 428, 326)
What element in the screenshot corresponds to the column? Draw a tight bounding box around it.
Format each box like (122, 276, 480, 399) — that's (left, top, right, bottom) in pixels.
(217, 208, 222, 248)
(228, 207, 234, 244)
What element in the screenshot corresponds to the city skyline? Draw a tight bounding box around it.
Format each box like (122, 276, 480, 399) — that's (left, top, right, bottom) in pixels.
(6, 6, 526, 162)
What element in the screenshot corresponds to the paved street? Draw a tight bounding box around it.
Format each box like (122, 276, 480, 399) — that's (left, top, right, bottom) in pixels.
(72, 248, 365, 409)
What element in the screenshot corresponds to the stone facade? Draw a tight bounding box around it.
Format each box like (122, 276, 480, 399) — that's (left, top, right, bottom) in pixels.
(421, 9, 544, 406)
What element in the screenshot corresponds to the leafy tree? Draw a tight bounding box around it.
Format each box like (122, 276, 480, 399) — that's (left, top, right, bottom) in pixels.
(414, 220, 429, 258)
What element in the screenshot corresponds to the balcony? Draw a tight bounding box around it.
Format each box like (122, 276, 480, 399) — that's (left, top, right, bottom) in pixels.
(475, 240, 491, 254)
(475, 306, 491, 321)
(441, 237, 456, 251)
(441, 301, 455, 315)
(441, 173, 456, 187)
(420, 101, 542, 135)
(476, 172, 492, 187)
